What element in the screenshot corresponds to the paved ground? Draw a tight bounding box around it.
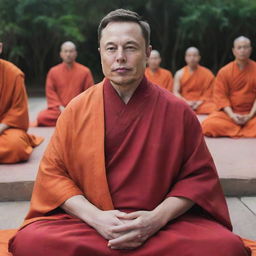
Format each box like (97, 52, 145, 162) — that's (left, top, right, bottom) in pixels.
(0, 97, 255, 240)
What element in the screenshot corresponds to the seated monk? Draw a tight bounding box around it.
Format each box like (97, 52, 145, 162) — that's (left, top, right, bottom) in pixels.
(202, 36, 256, 137)
(0, 42, 43, 164)
(145, 50, 173, 91)
(34, 41, 94, 127)
(9, 10, 251, 256)
(173, 47, 216, 114)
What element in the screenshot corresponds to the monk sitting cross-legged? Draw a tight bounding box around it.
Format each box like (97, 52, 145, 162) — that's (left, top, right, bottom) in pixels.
(145, 50, 173, 91)
(9, 10, 251, 256)
(202, 36, 256, 137)
(33, 41, 94, 127)
(173, 47, 216, 114)
(0, 42, 43, 164)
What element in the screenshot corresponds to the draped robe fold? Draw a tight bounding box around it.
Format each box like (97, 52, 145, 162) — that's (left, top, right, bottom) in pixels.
(0, 59, 43, 163)
(37, 62, 94, 126)
(202, 60, 256, 137)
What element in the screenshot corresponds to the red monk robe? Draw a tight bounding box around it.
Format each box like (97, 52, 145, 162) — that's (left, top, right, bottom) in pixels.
(202, 60, 256, 137)
(37, 62, 94, 126)
(0, 59, 43, 163)
(9, 78, 250, 255)
(179, 65, 216, 114)
(145, 67, 173, 91)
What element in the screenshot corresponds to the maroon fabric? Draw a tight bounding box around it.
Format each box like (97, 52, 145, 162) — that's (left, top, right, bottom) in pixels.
(9, 78, 251, 255)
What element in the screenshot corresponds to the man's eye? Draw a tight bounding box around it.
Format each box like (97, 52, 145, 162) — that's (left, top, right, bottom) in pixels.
(106, 47, 115, 51)
(126, 46, 136, 50)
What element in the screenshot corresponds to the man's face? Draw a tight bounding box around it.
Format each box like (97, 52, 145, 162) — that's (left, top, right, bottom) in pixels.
(185, 50, 200, 67)
(0, 42, 3, 54)
(60, 45, 77, 64)
(232, 39, 252, 62)
(99, 21, 151, 87)
(147, 52, 161, 70)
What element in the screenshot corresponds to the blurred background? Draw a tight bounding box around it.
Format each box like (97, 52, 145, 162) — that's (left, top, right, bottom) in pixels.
(0, 0, 256, 92)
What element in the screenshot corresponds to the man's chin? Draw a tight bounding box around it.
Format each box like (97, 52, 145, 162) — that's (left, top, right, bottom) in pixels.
(109, 77, 139, 87)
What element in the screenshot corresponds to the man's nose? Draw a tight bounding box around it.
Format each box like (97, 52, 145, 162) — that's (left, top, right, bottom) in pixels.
(116, 48, 126, 62)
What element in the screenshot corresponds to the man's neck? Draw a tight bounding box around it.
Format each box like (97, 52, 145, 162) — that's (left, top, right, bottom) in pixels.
(188, 65, 198, 73)
(149, 67, 159, 73)
(64, 62, 75, 69)
(235, 59, 249, 70)
(110, 78, 143, 104)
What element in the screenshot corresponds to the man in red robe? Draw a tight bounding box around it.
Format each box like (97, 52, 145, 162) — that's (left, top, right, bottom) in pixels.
(9, 10, 251, 256)
(34, 41, 94, 126)
(0, 42, 43, 163)
(173, 47, 216, 114)
(145, 50, 173, 91)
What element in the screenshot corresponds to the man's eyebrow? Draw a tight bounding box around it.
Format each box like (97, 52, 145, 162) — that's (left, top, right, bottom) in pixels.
(105, 42, 116, 46)
(125, 41, 140, 46)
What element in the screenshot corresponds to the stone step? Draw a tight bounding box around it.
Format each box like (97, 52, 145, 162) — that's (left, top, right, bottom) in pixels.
(0, 197, 255, 240)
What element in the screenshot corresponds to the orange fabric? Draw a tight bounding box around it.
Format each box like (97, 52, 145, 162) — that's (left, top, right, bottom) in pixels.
(202, 60, 256, 137)
(243, 238, 256, 256)
(37, 62, 94, 126)
(145, 67, 173, 91)
(202, 111, 256, 137)
(0, 59, 43, 163)
(0, 229, 16, 256)
(180, 65, 216, 114)
(22, 82, 113, 228)
(214, 60, 256, 113)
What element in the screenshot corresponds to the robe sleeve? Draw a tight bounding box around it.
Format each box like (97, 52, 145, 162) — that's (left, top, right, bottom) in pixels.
(200, 75, 215, 101)
(45, 70, 62, 108)
(167, 109, 232, 229)
(83, 69, 94, 91)
(27, 106, 83, 217)
(214, 70, 231, 110)
(1, 74, 29, 130)
(166, 72, 173, 91)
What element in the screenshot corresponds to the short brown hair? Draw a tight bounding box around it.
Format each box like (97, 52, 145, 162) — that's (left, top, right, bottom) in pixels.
(98, 9, 150, 47)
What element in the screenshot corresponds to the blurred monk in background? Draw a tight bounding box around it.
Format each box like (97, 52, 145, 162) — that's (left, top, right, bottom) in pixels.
(32, 41, 94, 127)
(0, 42, 43, 163)
(145, 50, 173, 91)
(173, 47, 216, 114)
(202, 36, 256, 137)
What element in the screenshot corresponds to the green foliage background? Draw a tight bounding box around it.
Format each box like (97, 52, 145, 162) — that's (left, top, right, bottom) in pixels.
(0, 0, 255, 88)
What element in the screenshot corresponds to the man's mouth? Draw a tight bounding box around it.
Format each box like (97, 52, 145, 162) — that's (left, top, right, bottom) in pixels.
(113, 67, 131, 73)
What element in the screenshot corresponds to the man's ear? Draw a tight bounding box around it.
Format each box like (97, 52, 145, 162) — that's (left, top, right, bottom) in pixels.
(146, 45, 152, 58)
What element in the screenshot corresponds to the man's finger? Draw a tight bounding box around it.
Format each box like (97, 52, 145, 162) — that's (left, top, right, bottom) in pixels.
(108, 230, 140, 246)
(111, 221, 139, 233)
(118, 211, 141, 220)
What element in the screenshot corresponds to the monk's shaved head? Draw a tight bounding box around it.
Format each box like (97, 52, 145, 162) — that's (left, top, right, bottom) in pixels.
(61, 41, 76, 51)
(60, 41, 77, 65)
(185, 47, 200, 56)
(233, 36, 251, 48)
(148, 49, 161, 71)
(232, 36, 252, 62)
(185, 47, 201, 68)
(150, 50, 161, 58)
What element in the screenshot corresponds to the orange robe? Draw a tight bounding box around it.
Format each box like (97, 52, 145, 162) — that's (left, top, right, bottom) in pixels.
(202, 60, 256, 137)
(9, 78, 250, 255)
(179, 65, 216, 114)
(145, 67, 173, 91)
(37, 62, 94, 126)
(0, 59, 43, 163)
